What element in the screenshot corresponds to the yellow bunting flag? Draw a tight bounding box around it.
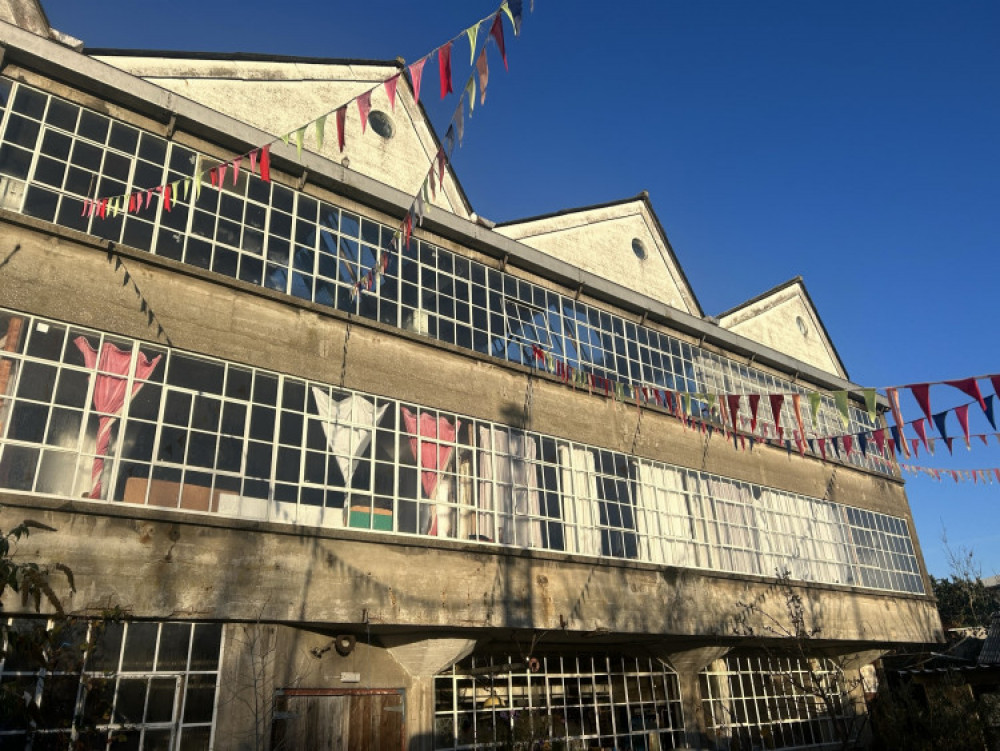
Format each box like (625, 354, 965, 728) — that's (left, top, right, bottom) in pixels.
(863, 388, 878, 424)
(834, 391, 851, 431)
(295, 128, 305, 160)
(465, 22, 480, 64)
(316, 115, 326, 150)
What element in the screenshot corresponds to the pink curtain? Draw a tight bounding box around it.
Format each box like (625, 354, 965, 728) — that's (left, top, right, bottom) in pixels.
(75, 337, 162, 499)
(400, 407, 461, 498)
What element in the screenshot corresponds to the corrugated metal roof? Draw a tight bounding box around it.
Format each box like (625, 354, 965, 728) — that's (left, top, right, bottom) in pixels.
(978, 612, 1000, 665)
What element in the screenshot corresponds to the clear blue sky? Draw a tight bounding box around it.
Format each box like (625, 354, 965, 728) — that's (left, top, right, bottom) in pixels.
(41, 0, 1000, 579)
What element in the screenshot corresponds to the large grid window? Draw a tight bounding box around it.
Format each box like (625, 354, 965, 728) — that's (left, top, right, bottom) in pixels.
(434, 653, 685, 750)
(700, 655, 863, 751)
(0, 309, 923, 594)
(0, 77, 893, 476)
(0, 619, 222, 750)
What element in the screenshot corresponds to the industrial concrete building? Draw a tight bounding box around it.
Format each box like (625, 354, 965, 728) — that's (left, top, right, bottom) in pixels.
(0, 2, 943, 749)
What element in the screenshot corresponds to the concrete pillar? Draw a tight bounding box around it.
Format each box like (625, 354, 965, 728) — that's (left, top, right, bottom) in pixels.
(654, 646, 731, 751)
(383, 637, 477, 751)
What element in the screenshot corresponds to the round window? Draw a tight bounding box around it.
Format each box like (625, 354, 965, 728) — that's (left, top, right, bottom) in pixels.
(369, 110, 395, 140)
(631, 238, 647, 260)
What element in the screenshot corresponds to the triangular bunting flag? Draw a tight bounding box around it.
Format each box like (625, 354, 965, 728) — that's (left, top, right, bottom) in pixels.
(438, 42, 453, 99)
(336, 105, 347, 152)
(490, 12, 508, 70)
(863, 388, 878, 424)
(843, 434, 853, 457)
(465, 77, 476, 117)
(886, 387, 910, 458)
(385, 73, 400, 111)
(295, 128, 305, 160)
(409, 57, 427, 103)
(808, 392, 821, 424)
(260, 145, 271, 182)
(945, 377, 987, 413)
(909, 383, 932, 424)
(910, 438, 920, 458)
(986, 395, 997, 430)
(231, 156, 242, 184)
(315, 115, 326, 149)
(913, 418, 929, 452)
(791, 394, 806, 443)
(454, 99, 465, 145)
(834, 391, 850, 430)
(944, 437, 955, 455)
(476, 48, 489, 105)
(249, 149, 258, 176)
(769, 394, 785, 440)
(873, 428, 886, 455)
(857, 433, 868, 456)
(466, 22, 480, 64)
(748, 394, 760, 434)
(932, 410, 949, 441)
(358, 90, 372, 134)
(955, 404, 971, 448)
(726, 394, 741, 433)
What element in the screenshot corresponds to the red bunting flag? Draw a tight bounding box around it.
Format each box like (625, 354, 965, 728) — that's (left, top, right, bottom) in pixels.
(128, 194, 136, 214)
(437, 148, 447, 186)
(843, 434, 854, 457)
(769, 394, 785, 440)
(489, 12, 508, 71)
(409, 58, 427, 103)
(99, 199, 107, 219)
(385, 73, 400, 111)
(946, 377, 987, 413)
(909, 383, 932, 423)
(336, 105, 347, 152)
(748, 394, 761, 434)
(260, 145, 271, 182)
(955, 404, 971, 448)
(357, 90, 372, 134)
(726, 394, 741, 433)
(944, 437, 955, 454)
(438, 42, 453, 99)
(872, 427, 886, 454)
(818, 438, 827, 461)
(210, 168, 218, 188)
(162, 184, 172, 212)
(910, 439, 920, 458)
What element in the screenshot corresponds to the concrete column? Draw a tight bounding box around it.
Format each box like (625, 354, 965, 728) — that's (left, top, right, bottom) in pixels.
(654, 646, 731, 751)
(383, 637, 477, 751)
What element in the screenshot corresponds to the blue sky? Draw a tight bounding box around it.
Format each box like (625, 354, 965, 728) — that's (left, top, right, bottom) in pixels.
(41, 0, 1000, 579)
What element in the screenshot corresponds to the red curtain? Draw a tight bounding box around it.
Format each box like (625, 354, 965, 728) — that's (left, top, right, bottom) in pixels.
(75, 337, 162, 499)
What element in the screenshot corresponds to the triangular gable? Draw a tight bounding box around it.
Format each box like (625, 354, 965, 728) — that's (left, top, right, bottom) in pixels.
(716, 277, 848, 379)
(89, 52, 473, 219)
(494, 193, 702, 316)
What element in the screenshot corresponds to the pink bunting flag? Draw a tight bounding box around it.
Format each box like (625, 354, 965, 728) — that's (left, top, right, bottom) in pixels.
(217, 163, 228, 187)
(127, 194, 136, 214)
(357, 90, 372, 134)
(885, 387, 911, 458)
(437, 148, 447, 186)
(945, 377, 987, 413)
(249, 149, 258, 176)
(385, 73, 400, 111)
(409, 57, 427, 103)
(913, 418, 929, 452)
(145, 190, 153, 209)
(909, 383, 932, 423)
(232, 155, 242, 184)
(490, 12, 508, 71)
(910, 439, 920, 458)
(955, 404, 971, 448)
(476, 48, 489, 105)
(336, 105, 347, 152)
(81, 199, 90, 217)
(260, 145, 271, 182)
(438, 42, 453, 99)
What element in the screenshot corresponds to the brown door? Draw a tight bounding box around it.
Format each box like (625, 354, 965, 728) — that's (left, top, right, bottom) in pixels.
(272, 690, 404, 751)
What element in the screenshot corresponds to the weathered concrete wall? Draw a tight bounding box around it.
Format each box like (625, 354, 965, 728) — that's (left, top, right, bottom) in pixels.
(0, 497, 943, 646)
(496, 199, 699, 315)
(718, 281, 844, 378)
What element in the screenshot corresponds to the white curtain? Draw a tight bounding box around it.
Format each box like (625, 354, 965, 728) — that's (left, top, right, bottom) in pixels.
(634, 460, 697, 567)
(558, 445, 602, 556)
(477, 426, 542, 547)
(311, 387, 387, 484)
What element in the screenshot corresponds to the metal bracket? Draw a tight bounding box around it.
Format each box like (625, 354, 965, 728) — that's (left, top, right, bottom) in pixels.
(500, 252, 509, 272)
(574, 283, 584, 301)
(165, 114, 177, 138)
(297, 170, 309, 191)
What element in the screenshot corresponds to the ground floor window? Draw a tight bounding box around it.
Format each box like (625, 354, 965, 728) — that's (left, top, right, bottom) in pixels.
(434, 653, 685, 749)
(699, 654, 862, 750)
(0, 618, 222, 750)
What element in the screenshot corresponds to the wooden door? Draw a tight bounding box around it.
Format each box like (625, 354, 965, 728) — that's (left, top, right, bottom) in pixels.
(272, 690, 404, 750)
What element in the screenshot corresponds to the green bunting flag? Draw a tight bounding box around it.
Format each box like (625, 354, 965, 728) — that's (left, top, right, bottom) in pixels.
(281, 132, 290, 146)
(295, 128, 305, 160)
(466, 22, 480, 64)
(808, 392, 822, 424)
(863, 388, 877, 424)
(316, 115, 326, 150)
(182, 179, 190, 201)
(834, 391, 851, 430)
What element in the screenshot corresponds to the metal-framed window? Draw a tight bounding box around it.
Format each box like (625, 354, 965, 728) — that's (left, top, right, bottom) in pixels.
(434, 653, 686, 750)
(0, 309, 924, 594)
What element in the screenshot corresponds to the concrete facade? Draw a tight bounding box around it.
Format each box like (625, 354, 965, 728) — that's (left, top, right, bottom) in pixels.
(0, 8, 942, 751)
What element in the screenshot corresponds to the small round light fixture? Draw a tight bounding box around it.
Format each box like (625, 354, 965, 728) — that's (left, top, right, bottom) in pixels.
(796, 315, 808, 337)
(631, 238, 647, 260)
(369, 110, 395, 140)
